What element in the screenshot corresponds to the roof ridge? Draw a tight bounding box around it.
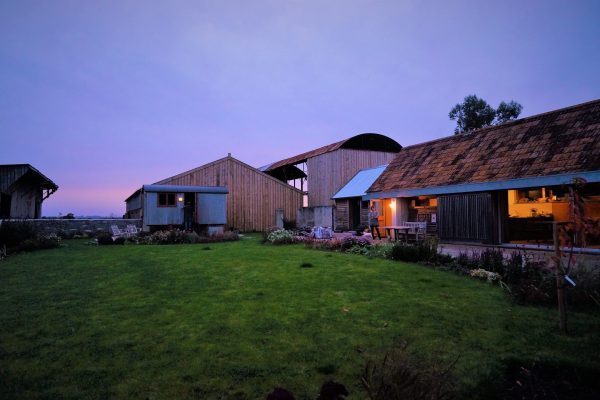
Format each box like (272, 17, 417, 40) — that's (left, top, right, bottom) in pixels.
(399, 98, 600, 151)
(462, 97, 600, 135)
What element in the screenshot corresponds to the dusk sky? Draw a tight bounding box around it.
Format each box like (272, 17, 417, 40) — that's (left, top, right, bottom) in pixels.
(1, 0, 599, 216)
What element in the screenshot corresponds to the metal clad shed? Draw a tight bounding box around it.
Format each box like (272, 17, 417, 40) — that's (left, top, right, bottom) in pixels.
(136, 184, 228, 230)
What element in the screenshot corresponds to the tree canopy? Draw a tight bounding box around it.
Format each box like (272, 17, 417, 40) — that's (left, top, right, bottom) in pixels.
(449, 95, 523, 134)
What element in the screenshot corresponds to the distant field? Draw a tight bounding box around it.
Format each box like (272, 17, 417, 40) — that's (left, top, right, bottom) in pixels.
(1, 236, 598, 399)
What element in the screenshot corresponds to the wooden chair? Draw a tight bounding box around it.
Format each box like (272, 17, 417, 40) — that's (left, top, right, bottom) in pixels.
(405, 222, 427, 242)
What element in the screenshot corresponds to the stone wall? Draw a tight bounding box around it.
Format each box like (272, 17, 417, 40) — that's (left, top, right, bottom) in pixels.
(0, 219, 142, 236)
(296, 206, 334, 228)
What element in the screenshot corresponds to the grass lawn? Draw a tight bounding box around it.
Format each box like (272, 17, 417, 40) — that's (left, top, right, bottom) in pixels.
(0, 235, 599, 399)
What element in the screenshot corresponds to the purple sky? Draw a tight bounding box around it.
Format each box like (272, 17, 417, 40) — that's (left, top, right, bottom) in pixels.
(1, 1, 599, 216)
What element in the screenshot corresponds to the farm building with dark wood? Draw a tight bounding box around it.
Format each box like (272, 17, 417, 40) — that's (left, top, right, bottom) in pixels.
(126, 155, 304, 232)
(260, 133, 401, 227)
(366, 99, 600, 246)
(0, 164, 58, 219)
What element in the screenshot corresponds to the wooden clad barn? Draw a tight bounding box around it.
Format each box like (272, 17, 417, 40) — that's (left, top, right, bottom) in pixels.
(0, 164, 58, 219)
(261, 133, 401, 207)
(332, 165, 388, 231)
(151, 155, 303, 232)
(366, 99, 600, 245)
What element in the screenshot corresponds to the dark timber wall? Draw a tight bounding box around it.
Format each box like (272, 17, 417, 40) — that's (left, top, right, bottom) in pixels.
(334, 198, 369, 231)
(438, 191, 507, 244)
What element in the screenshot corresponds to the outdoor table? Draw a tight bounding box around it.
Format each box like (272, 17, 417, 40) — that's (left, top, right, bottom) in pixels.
(383, 226, 411, 243)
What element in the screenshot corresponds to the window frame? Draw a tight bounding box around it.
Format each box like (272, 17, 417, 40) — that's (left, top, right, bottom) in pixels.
(157, 192, 177, 207)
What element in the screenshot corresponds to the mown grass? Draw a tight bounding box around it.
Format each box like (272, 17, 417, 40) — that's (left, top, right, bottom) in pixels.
(0, 235, 598, 399)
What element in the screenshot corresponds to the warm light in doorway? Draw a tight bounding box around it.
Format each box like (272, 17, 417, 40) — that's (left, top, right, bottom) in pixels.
(389, 199, 396, 210)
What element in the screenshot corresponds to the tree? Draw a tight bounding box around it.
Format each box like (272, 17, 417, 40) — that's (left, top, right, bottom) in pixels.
(496, 100, 523, 124)
(449, 95, 522, 134)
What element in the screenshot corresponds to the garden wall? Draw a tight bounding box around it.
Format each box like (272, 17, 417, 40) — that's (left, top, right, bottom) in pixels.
(0, 219, 142, 236)
(297, 206, 334, 228)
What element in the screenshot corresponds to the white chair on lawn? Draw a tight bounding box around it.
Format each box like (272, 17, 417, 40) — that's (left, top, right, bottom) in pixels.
(110, 225, 128, 240)
(126, 224, 139, 236)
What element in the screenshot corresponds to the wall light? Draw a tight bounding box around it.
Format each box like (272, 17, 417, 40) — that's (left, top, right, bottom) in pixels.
(178, 196, 184, 202)
(389, 198, 396, 210)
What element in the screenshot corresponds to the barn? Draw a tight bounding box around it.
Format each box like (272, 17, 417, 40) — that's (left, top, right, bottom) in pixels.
(0, 164, 58, 219)
(137, 155, 304, 232)
(260, 133, 401, 227)
(366, 99, 600, 246)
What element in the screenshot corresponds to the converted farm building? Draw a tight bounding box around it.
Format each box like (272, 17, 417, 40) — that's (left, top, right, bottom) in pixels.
(366, 99, 600, 246)
(148, 155, 304, 232)
(261, 133, 401, 227)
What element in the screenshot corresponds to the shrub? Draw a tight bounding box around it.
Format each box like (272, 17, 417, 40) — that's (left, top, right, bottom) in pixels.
(340, 235, 371, 251)
(479, 249, 505, 274)
(96, 232, 115, 245)
(390, 243, 423, 262)
(282, 218, 296, 230)
(389, 238, 443, 264)
(138, 229, 239, 245)
(564, 264, 600, 309)
(361, 343, 456, 400)
(0, 222, 61, 254)
(184, 231, 201, 244)
(503, 252, 525, 284)
(0, 221, 38, 249)
(267, 229, 295, 245)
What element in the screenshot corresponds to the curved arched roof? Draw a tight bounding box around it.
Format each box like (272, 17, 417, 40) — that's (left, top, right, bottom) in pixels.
(263, 133, 401, 172)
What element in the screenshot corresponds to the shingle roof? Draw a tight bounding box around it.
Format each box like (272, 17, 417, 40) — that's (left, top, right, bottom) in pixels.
(368, 99, 600, 194)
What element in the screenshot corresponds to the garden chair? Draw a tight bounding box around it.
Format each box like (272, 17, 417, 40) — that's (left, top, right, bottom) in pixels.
(110, 225, 128, 240)
(126, 224, 139, 236)
(405, 222, 427, 242)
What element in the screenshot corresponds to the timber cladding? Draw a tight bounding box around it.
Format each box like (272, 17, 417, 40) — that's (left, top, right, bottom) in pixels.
(334, 199, 350, 231)
(438, 191, 507, 244)
(155, 156, 303, 232)
(307, 149, 397, 207)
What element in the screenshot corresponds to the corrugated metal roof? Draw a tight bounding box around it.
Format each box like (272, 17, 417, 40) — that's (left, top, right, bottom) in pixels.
(332, 165, 388, 199)
(263, 133, 401, 171)
(142, 184, 228, 194)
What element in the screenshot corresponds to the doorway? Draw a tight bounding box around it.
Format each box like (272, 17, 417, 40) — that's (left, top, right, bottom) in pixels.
(183, 193, 196, 230)
(349, 198, 361, 230)
(0, 193, 11, 219)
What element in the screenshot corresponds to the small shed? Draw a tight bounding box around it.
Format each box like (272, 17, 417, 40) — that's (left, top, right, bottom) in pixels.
(332, 165, 387, 231)
(125, 184, 228, 232)
(0, 164, 58, 219)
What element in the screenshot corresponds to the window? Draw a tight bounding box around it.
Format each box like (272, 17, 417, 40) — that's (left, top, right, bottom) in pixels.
(515, 187, 568, 203)
(158, 193, 176, 207)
